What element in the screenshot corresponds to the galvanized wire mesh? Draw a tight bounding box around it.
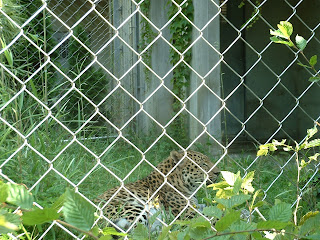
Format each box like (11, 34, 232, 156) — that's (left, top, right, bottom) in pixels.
(0, 0, 320, 239)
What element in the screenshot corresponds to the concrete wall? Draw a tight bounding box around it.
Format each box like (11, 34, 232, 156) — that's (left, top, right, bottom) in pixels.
(243, 0, 320, 142)
(49, 0, 320, 146)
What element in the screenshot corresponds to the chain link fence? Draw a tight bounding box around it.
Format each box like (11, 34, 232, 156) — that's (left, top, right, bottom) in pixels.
(0, 0, 320, 239)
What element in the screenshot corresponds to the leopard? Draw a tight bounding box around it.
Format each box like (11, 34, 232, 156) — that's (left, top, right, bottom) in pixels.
(94, 150, 220, 232)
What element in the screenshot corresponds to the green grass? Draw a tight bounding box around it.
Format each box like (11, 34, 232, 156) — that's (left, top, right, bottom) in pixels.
(1, 124, 319, 239)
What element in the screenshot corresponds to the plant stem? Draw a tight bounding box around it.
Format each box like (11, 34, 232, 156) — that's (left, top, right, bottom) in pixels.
(55, 219, 99, 240)
(21, 224, 32, 240)
(293, 150, 300, 226)
(289, 39, 320, 77)
(202, 228, 300, 240)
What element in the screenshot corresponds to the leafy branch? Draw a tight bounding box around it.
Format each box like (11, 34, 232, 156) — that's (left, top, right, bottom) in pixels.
(0, 183, 121, 239)
(270, 21, 320, 82)
(3, 203, 99, 239)
(258, 124, 320, 227)
(202, 228, 299, 240)
(2, 170, 320, 240)
(130, 170, 320, 239)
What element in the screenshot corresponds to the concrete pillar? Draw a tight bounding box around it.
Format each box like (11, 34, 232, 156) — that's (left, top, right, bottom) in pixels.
(140, 0, 174, 131)
(189, 0, 221, 154)
(119, 0, 136, 128)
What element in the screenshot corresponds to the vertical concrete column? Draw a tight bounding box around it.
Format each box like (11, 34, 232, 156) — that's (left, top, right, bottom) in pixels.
(189, 0, 221, 153)
(140, 0, 174, 131)
(120, 0, 135, 127)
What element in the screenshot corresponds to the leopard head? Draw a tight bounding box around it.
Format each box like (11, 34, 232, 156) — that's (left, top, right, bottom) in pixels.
(168, 150, 220, 195)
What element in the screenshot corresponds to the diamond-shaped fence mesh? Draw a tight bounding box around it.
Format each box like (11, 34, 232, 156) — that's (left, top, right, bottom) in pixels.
(1, 0, 320, 239)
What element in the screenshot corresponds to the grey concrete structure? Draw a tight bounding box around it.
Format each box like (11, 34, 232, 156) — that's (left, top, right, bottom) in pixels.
(189, 0, 221, 153)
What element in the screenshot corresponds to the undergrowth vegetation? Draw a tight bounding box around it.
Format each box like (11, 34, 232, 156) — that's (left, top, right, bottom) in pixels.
(1, 126, 320, 239)
(0, 0, 319, 237)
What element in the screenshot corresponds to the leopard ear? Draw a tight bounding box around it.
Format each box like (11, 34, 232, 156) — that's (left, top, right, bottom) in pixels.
(170, 150, 184, 163)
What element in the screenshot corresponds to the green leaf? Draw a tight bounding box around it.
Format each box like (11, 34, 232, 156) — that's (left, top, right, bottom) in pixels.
(309, 153, 320, 162)
(99, 236, 113, 240)
(252, 201, 264, 209)
(210, 235, 232, 240)
(257, 148, 268, 156)
(268, 144, 277, 152)
(0, 38, 13, 67)
(91, 226, 100, 236)
(272, 139, 286, 146)
(297, 62, 312, 68)
(251, 231, 264, 240)
(215, 210, 241, 231)
(215, 194, 251, 209)
(242, 171, 255, 193)
(63, 188, 94, 232)
(132, 224, 148, 240)
(299, 213, 320, 236)
(300, 159, 307, 168)
(307, 126, 318, 138)
(177, 229, 190, 240)
(28, 79, 39, 99)
(6, 183, 34, 209)
(167, 231, 179, 240)
(0, 182, 8, 203)
(0, 210, 20, 234)
(309, 76, 320, 82)
(22, 208, 59, 226)
(174, 219, 192, 226)
(257, 220, 291, 229)
(189, 226, 210, 240)
(207, 181, 230, 190)
(257, 143, 278, 157)
(102, 227, 127, 236)
(270, 36, 294, 47)
(51, 193, 66, 211)
(203, 206, 223, 218)
(190, 217, 211, 229)
(268, 202, 292, 222)
(309, 55, 317, 67)
(295, 34, 307, 50)
(250, 189, 262, 210)
(283, 146, 293, 151)
(215, 188, 235, 199)
(278, 21, 293, 37)
(157, 225, 172, 240)
(230, 221, 257, 234)
(270, 29, 287, 39)
(304, 139, 320, 149)
(233, 176, 242, 194)
(221, 171, 239, 186)
(299, 211, 319, 226)
(304, 233, 320, 240)
(188, 217, 212, 240)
